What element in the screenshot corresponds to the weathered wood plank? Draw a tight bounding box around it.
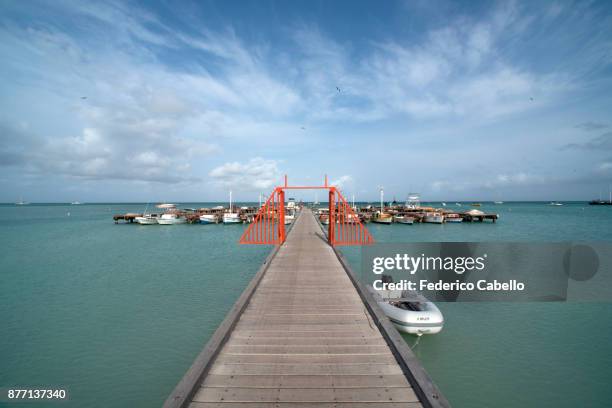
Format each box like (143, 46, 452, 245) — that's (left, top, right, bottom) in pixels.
(201, 374, 411, 389)
(208, 363, 404, 376)
(192, 387, 418, 403)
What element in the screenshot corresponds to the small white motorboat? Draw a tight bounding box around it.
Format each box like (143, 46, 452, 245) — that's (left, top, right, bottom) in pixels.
(223, 212, 242, 224)
(199, 214, 218, 224)
(423, 212, 444, 224)
(284, 213, 295, 225)
(369, 279, 443, 336)
(393, 215, 414, 224)
(135, 214, 159, 224)
(157, 213, 186, 225)
(549, 202, 563, 206)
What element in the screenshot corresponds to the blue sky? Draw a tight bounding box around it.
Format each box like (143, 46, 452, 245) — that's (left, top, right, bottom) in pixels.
(1, 0, 612, 202)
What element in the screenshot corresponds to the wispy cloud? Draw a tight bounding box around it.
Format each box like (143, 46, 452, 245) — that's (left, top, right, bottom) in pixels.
(209, 158, 281, 191)
(563, 132, 612, 151)
(575, 122, 609, 131)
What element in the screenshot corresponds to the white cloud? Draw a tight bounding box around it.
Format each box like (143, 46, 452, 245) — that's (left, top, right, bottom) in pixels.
(331, 175, 353, 188)
(209, 158, 281, 191)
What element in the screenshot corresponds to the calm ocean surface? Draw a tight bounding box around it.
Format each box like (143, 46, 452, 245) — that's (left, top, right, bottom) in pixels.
(1, 202, 611, 407)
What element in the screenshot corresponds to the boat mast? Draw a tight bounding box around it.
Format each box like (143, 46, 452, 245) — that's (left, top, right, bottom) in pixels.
(229, 190, 233, 213)
(380, 187, 384, 213)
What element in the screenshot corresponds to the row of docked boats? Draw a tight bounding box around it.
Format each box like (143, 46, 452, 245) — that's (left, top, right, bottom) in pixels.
(372, 212, 465, 224)
(134, 195, 300, 226)
(134, 203, 242, 225)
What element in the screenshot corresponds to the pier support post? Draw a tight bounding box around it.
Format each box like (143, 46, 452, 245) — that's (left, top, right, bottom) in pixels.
(278, 188, 285, 243)
(328, 188, 335, 245)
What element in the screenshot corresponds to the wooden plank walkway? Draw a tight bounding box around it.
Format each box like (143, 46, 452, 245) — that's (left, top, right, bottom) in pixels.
(164, 209, 449, 408)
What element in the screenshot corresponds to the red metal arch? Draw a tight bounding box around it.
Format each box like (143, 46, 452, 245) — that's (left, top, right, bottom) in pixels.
(239, 175, 374, 246)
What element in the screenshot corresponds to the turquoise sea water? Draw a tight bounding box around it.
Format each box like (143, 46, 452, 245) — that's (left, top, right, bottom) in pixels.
(1, 202, 611, 407)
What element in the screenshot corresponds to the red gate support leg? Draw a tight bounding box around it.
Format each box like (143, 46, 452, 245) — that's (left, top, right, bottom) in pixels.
(328, 188, 335, 245)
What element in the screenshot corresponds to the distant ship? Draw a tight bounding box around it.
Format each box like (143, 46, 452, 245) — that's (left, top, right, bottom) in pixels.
(589, 187, 612, 205)
(15, 197, 29, 205)
(589, 200, 612, 206)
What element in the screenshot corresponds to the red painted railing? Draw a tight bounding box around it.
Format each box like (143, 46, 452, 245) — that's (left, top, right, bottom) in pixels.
(239, 176, 374, 246)
(328, 187, 374, 246)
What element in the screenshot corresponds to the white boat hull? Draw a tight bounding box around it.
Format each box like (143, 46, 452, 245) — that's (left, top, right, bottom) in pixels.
(382, 301, 444, 335)
(157, 219, 186, 225)
(372, 217, 392, 224)
(423, 216, 444, 224)
(157, 214, 186, 225)
(199, 215, 217, 224)
(368, 287, 444, 335)
(223, 214, 242, 224)
(394, 216, 414, 225)
(135, 216, 158, 225)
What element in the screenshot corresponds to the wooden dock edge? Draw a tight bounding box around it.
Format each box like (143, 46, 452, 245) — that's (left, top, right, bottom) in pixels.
(332, 248, 452, 408)
(318, 223, 451, 407)
(162, 242, 283, 408)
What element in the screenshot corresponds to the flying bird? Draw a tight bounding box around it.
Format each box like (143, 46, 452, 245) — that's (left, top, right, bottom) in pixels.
(529, 97, 534, 101)
(336, 86, 341, 93)
(300, 126, 306, 130)
(81, 96, 87, 100)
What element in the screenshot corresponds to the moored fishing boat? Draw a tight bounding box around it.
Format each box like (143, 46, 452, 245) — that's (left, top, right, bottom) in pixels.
(135, 214, 159, 224)
(223, 191, 241, 224)
(157, 213, 186, 225)
(284, 212, 295, 225)
(155, 203, 186, 225)
(223, 212, 241, 224)
(423, 212, 444, 224)
(199, 214, 218, 224)
(372, 213, 393, 224)
(394, 215, 414, 224)
(373, 187, 392, 224)
(135, 203, 159, 224)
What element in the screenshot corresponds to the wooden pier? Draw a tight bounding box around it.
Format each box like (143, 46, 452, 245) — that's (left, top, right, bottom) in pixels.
(164, 208, 449, 408)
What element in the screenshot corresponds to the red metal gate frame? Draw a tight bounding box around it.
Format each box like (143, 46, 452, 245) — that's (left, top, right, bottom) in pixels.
(239, 175, 374, 246)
